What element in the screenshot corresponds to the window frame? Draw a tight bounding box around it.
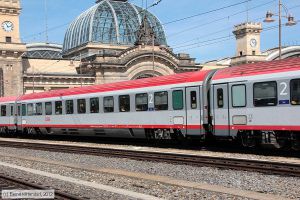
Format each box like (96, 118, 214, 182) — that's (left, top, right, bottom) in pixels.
(253, 81, 278, 107)
(119, 95, 130, 112)
(55, 101, 63, 115)
(172, 90, 184, 110)
(27, 103, 34, 116)
(291, 79, 300, 106)
(90, 97, 100, 113)
(35, 103, 43, 115)
(190, 91, 197, 109)
(0, 105, 6, 116)
(135, 93, 148, 112)
(77, 99, 86, 114)
(231, 84, 247, 108)
(21, 104, 26, 116)
(45, 102, 52, 115)
(66, 100, 74, 115)
(103, 96, 114, 113)
(217, 88, 224, 108)
(154, 91, 169, 111)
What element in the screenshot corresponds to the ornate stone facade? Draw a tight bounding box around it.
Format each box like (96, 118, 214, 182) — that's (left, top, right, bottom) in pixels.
(0, 0, 26, 97)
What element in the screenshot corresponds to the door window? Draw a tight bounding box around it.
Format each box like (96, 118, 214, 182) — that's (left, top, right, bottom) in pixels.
(190, 91, 197, 109)
(232, 85, 246, 107)
(172, 90, 183, 110)
(217, 88, 224, 108)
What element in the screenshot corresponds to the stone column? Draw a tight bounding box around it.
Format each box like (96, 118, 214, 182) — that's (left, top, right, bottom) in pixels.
(95, 68, 105, 85)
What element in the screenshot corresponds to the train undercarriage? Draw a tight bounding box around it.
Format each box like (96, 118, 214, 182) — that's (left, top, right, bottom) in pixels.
(1, 126, 300, 151)
(237, 130, 300, 150)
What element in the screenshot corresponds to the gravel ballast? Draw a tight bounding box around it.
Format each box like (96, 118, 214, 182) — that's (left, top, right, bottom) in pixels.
(0, 146, 299, 199)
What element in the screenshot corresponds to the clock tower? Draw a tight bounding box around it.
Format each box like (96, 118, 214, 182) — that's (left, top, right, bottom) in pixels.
(0, 0, 26, 97)
(231, 22, 265, 66)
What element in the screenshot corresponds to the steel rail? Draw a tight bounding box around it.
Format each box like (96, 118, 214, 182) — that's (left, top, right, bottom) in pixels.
(0, 140, 300, 177)
(0, 173, 86, 200)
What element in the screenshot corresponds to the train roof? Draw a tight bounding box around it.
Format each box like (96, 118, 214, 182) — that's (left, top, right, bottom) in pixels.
(0, 96, 17, 103)
(19, 70, 211, 101)
(212, 57, 300, 80)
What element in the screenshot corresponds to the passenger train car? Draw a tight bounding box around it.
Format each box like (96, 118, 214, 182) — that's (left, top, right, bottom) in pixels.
(0, 58, 300, 149)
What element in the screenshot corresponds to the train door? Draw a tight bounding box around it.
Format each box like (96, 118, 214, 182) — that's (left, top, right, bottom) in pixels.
(16, 103, 22, 130)
(186, 86, 202, 136)
(213, 84, 230, 136)
(8, 104, 15, 131)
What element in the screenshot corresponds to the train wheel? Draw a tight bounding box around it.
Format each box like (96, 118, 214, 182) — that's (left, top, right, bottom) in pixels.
(291, 132, 300, 151)
(240, 131, 257, 148)
(275, 131, 291, 150)
(0, 127, 4, 135)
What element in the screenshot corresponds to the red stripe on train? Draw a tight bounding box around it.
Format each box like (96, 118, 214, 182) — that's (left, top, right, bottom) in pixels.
(214, 125, 300, 131)
(14, 124, 202, 130)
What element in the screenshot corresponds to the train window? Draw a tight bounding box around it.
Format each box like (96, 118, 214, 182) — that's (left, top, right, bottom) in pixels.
(191, 91, 197, 109)
(77, 99, 86, 114)
(22, 104, 26, 116)
(119, 95, 130, 112)
(45, 102, 52, 115)
(90, 98, 99, 113)
(172, 90, 183, 110)
(291, 79, 300, 105)
(136, 93, 148, 111)
(10, 105, 13, 116)
(232, 85, 246, 107)
(254, 81, 277, 107)
(1, 105, 6, 116)
(217, 88, 224, 108)
(55, 101, 63, 115)
(104, 96, 114, 113)
(18, 105, 21, 116)
(36, 103, 43, 115)
(66, 100, 74, 114)
(154, 91, 168, 111)
(27, 104, 33, 116)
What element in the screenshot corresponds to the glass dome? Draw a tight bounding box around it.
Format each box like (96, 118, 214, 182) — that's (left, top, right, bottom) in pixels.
(62, 0, 167, 53)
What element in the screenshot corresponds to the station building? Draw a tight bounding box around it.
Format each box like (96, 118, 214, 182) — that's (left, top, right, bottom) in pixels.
(0, 0, 299, 97)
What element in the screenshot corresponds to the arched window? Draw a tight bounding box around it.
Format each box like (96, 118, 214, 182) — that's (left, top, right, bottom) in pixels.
(134, 74, 154, 80)
(0, 68, 3, 97)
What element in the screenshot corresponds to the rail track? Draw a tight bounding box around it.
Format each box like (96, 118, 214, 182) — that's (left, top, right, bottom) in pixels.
(0, 140, 300, 177)
(0, 173, 86, 200)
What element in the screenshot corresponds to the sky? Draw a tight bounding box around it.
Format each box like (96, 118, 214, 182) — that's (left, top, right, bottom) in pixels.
(20, 0, 300, 63)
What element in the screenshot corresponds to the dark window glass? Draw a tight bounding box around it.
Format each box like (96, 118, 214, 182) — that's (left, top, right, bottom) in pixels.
(232, 85, 246, 107)
(291, 79, 300, 105)
(155, 91, 168, 111)
(119, 95, 130, 112)
(136, 93, 148, 111)
(77, 99, 86, 114)
(1, 105, 6, 116)
(172, 90, 183, 110)
(104, 96, 114, 113)
(66, 100, 74, 114)
(90, 98, 99, 113)
(10, 105, 13, 116)
(55, 101, 63, 115)
(5, 37, 11, 43)
(45, 102, 52, 115)
(22, 104, 26, 116)
(254, 81, 277, 107)
(27, 104, 33, 116)
(191, 91, 197, 109)
(17, 105, 21, 116)
(217, 88, 224, 108)
(36, 103, 43, 115)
